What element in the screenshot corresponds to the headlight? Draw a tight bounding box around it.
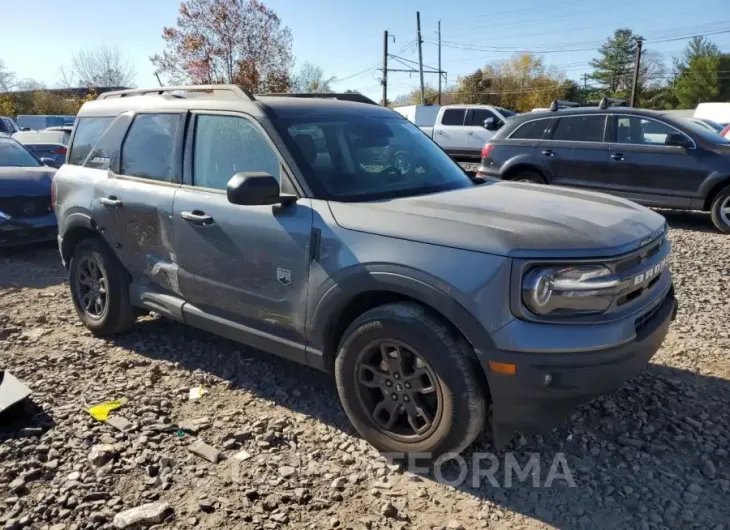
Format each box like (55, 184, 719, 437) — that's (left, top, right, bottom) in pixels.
(522, 264, 619, 316)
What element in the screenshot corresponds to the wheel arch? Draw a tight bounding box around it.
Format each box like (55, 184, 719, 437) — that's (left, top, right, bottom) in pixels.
(501, 158, 550, 183)
(59, 213, 112, 268)
(307, 272, 495, 372)
(701, 174, 730, 211)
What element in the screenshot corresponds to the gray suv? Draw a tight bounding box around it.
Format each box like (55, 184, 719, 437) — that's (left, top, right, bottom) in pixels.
(53, 85, 678, 457)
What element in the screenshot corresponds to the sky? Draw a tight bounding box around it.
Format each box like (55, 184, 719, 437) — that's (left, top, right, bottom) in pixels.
(1, 0, 729, 103)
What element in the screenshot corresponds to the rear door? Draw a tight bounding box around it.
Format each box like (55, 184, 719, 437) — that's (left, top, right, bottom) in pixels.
(464, 108, 498, 151)
(86, 112, 184, 294)
(539, 114, 609, 190)
(604, 115, 702, 208)
(433, 108, 467, 152)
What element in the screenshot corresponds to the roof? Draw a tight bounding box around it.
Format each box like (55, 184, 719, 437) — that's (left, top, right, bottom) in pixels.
(79, 85, 396, 120)
(509, 106, 667, 124)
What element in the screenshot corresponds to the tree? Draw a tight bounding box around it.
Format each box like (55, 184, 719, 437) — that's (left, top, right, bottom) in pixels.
(670, 36, 730, 108)
(589, 29, 666, 104)
(675, 36, 720, 72)
(150, 0, 293, 93)
(293, 62, 335, 93)
(390, 85, 439, 107)
(0, 59, 15, 91)
(58, 46, 136, 87)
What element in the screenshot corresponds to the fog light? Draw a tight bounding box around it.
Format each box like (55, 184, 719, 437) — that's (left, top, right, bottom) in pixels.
(544, 374, 553, 386)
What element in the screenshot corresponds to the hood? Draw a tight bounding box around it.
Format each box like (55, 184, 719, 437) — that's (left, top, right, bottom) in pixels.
(0, 167, 55, 197)
(328, 181, 667, 258)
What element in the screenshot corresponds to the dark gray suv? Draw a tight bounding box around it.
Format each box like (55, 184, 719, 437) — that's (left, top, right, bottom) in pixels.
(53, 86, 677, 457)
(477, 105, 730, 233)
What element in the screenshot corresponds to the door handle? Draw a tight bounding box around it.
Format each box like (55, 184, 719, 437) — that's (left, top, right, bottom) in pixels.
(181, 210, 214, 225)
(611, 153, 625, 161)
(541, 149, 555, 157)
(100, 196, 122, 208)
(436, 130, 443, 135)
(467, 131, 475, 136)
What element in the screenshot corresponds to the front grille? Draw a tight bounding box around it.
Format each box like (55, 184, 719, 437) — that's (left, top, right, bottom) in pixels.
(615, 236, 663, 274)
(0, 196, 52, 219)
(634, 289, 671, 333)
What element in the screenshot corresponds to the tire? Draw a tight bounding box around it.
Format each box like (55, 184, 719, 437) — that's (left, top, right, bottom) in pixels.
(335, 302, 487, 458)
(510, 170, 545, 184)
(710, 185, 730, 234)
(68, 238, 137, 335)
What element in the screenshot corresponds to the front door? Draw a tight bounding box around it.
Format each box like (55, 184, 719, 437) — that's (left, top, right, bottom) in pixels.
(172, 112, 313, 360)
(604, 115, 703, 208)
(90, 112, 183, 295)
(464, 108, 497, 151)
(540, 114, 609, 191)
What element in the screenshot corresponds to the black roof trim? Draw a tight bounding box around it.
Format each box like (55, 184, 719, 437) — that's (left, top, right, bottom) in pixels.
(257, 93, 378, 106)
(98, 85, 256, 101)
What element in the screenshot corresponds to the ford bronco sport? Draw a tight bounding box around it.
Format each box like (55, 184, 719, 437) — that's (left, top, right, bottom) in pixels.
(53, 85, 677, 457)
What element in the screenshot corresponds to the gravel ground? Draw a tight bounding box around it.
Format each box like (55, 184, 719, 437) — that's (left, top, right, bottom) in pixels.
(1, 210, 729, 530)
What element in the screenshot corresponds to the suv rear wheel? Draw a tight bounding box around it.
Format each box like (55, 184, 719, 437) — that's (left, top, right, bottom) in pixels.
(69, 238, 137, 335)
(335, 302, 487, 458)
(710, 185, 730, 234)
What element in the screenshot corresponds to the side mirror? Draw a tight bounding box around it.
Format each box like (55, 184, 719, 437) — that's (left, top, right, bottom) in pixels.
(226, 172, 296, 206)
(40, 157, 58, 168)
(664, 132, 692, 148)
(483, 117, 496, 130)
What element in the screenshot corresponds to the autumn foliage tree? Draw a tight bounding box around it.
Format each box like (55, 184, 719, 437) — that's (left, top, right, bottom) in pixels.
(150, 0, 293, 93)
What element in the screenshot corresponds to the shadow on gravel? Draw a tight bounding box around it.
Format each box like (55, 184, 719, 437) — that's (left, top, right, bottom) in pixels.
(0, 399, 56, 442)
(111, 316, 730, 530)
(655, 209, 719, 234)
(0, 241, 65, 289)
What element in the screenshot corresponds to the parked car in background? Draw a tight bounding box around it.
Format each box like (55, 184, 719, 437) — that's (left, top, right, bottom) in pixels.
(396, 104, 517, 161)
(685, 117, 728, 135)
(54, 85, 677, 456)
(0, 117, 21, 137)
(0, 137, 57, 246)
(12, 130, 69, 168)
(17, 115, 76, 131)
(478, 100, 730, 233)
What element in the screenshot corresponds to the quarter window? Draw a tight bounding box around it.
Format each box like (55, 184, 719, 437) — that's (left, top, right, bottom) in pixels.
(441, 109, 466, 126)
(510, 119, 551, 140)
(552, 115, 606, 142)
(120, 114, 179, 182)
(193, 114, 280, 190)
(68, 117, 114, 165)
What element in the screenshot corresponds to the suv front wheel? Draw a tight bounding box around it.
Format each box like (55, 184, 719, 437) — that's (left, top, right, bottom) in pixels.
(710, 185, 730, 234)
(335, 302, 487, 458)
(69, 238, 137, 335)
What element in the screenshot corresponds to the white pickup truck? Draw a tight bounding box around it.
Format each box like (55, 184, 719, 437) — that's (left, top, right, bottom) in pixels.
(394, 104, 517, 161)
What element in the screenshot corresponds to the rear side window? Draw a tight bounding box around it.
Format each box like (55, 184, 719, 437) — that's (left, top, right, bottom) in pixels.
(120, 114, 179, 182)
(68, 117, 114, 165)
(510, 119, 551, 140)
(552, 115, 606, 142)
(469, 108, 498, 126)
(441, 109, 466, 126)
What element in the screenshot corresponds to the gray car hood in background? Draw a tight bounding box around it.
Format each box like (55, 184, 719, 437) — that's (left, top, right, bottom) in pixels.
(328, 182, 667, 258)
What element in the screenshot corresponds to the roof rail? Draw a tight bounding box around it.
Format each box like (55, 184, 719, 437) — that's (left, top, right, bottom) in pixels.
(548, 100, 580, 112)
(256, 92, 378, 106)
(598, 96, 628, 109)
(97, 85, 256, 101)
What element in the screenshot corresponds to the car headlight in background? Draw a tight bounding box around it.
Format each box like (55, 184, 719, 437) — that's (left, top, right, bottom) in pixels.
(522, 264, 619, 316)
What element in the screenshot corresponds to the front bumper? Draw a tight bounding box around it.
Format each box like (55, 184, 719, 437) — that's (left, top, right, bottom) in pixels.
(483, 286, 677, 448)
(0, 214, 57, 248)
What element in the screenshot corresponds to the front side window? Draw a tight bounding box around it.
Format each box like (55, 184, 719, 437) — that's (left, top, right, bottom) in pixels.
(68, 117, 114, 165)
(441, 109, 466, 126)
(193, 114, 281, 190)
(279, 115, 474, 201)
(120, 114, 179, 182)
(616, 116, 694, 146)
(552, 115, 606, 142)
(0, 139, 41, 167)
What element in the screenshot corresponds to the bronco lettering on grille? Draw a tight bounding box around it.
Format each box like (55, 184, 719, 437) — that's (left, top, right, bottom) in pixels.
(633, 257, 669, 286)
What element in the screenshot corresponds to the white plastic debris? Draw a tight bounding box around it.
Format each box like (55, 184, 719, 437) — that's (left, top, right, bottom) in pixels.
(188, 385, 208, 401)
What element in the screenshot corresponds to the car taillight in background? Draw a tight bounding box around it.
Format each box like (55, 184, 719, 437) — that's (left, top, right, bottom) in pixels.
(50, 146, 67, 155)
(720, 124, 730, 138)
(481, 143, 494, 159)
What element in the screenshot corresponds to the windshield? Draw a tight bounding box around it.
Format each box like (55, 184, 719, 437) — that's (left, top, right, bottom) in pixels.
(679, 117, 730, 144)
(0, 139, 41, 167)
(278, 115, 474, 201)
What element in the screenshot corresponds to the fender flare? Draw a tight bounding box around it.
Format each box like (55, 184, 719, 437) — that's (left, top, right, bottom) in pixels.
(58, 211, 95, 265)
(306, 269, 496, 363)
(500, 155, 552, 182)
(696, 172, 730, 209)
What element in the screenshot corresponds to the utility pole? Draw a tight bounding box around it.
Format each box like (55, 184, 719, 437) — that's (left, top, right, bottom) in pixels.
(583, 73, 588, 103)
(437, 20, 442, 105)
(630, 36, 644, 108)
(416, 11, 425, 105)
(382, 31, 389, 106)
